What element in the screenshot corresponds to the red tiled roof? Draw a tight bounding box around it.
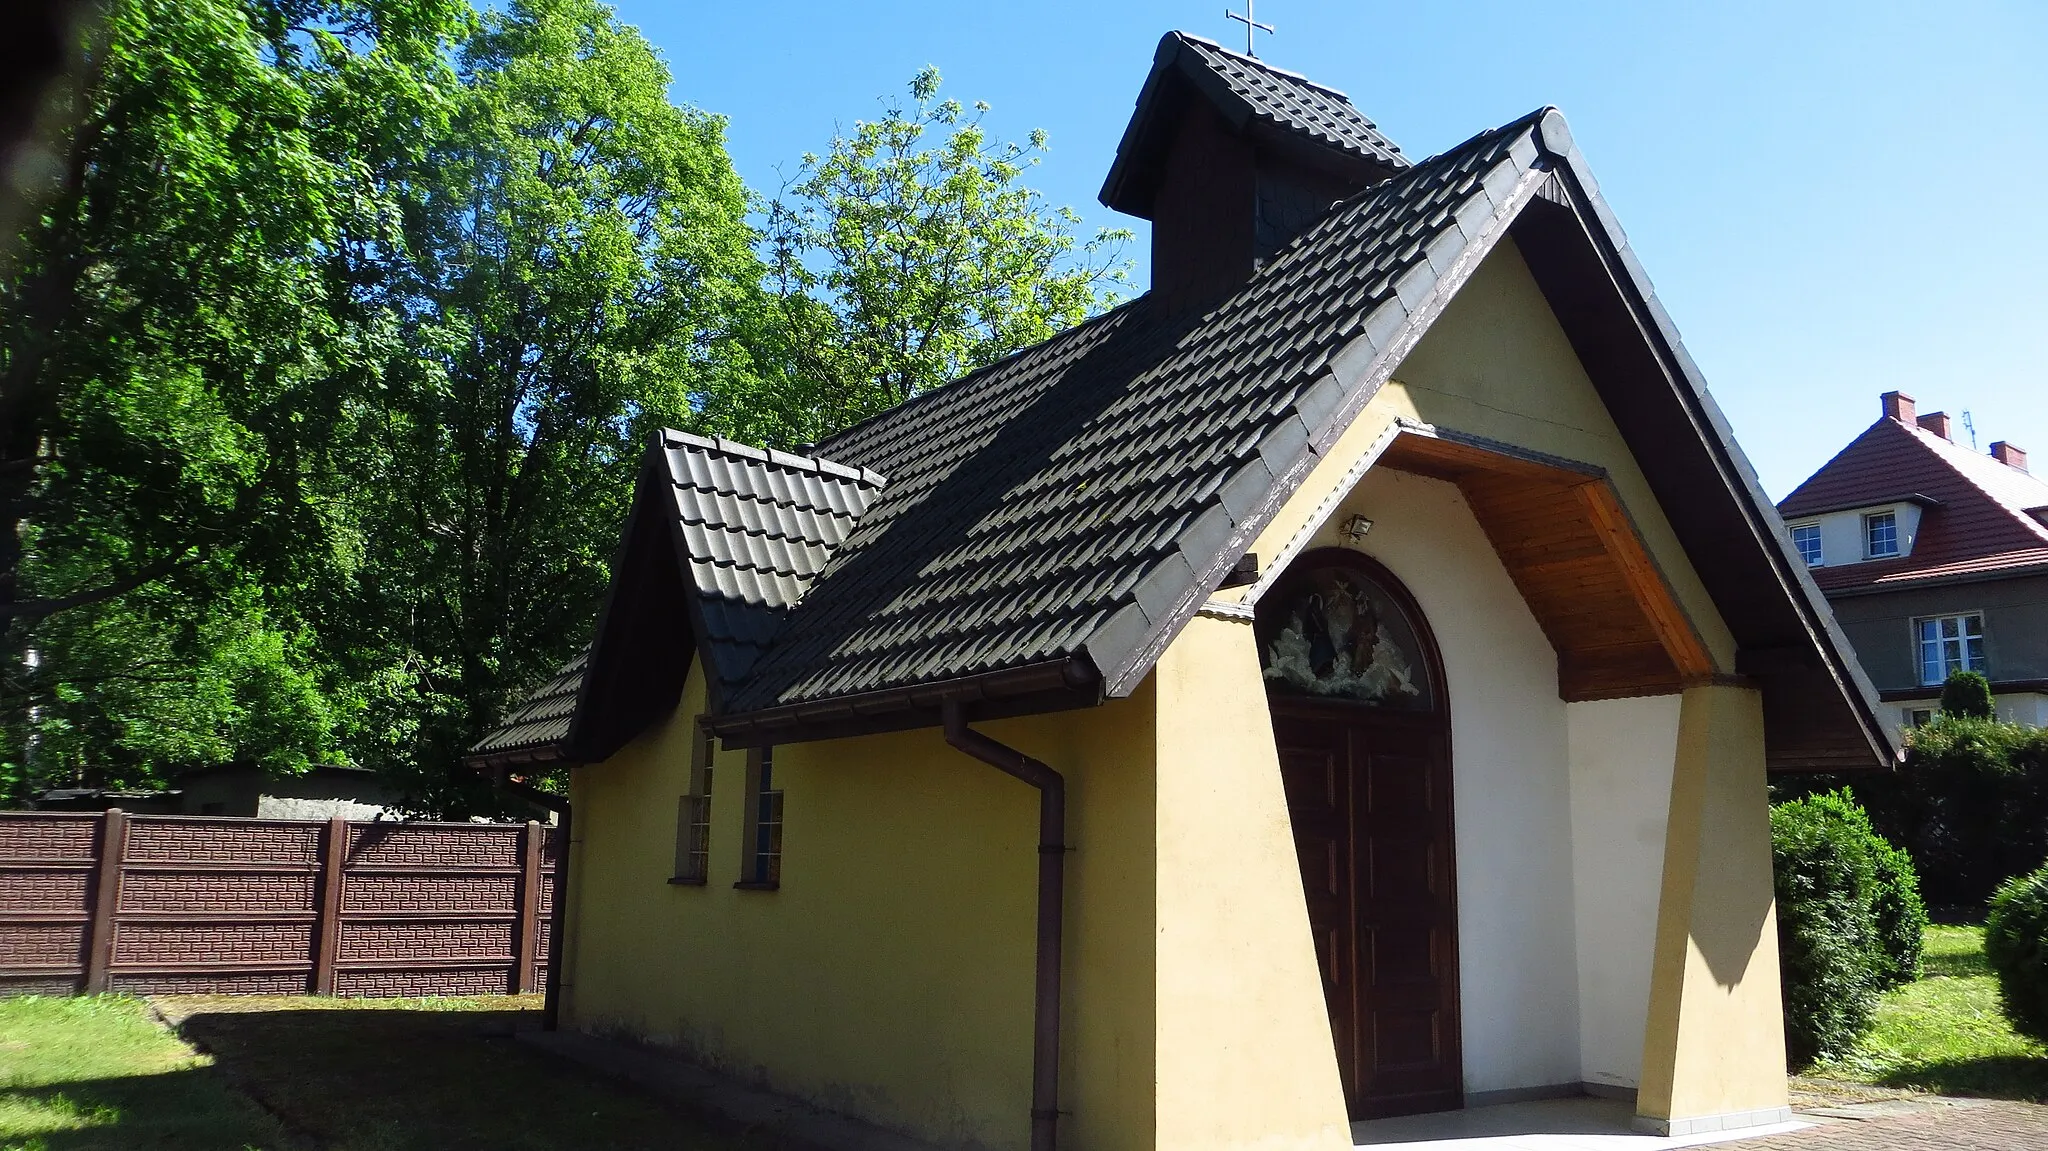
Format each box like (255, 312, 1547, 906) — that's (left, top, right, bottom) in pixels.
(1780, 416, 2048, 591)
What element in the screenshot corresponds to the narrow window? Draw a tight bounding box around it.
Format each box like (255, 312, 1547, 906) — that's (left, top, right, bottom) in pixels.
(670, 720, 714, 884)
(736, 746, 783, 889)
(1917, 613, 1987, 686)
(1865, 511, 1899, 558)
(1791, 523, 1823, 567)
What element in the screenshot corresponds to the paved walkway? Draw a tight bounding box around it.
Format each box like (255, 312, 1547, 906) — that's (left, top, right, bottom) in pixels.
(1739, 1099, 2048, 1150)
(1350, 1095, 2048, 1151)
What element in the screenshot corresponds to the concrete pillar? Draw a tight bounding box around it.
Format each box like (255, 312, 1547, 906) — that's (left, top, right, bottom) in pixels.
(1635, 683, 1790, 1136)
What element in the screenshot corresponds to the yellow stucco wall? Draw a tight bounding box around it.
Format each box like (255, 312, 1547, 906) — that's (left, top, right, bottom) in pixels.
(1152, 614, 1353, 1151)
(1637, 684, 1790, 1127)
(564, 659, 1157, 1151)
(557, 231, 1789, 1147)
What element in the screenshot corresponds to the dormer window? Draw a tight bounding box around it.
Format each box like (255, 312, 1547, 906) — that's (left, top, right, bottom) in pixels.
(1791, 524, 1822, 568)
(1864, 511, 1899, 559)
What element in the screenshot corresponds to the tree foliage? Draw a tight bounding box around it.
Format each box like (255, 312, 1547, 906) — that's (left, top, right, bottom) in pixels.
(2, 0, 467, 796)
(335, 0, 764, 814)
(3, 7, 1127, 813)
(724, 67, 1131, 448)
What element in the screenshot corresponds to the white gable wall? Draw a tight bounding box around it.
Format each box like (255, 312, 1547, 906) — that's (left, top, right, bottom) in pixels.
(1313, 466, 1584, 1097)
(1566, 697, 1679, 1091)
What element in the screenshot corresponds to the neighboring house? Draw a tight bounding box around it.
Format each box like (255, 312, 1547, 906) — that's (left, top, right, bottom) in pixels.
(1778, 391, 2048, 728)
(33, 763, 402, 820)
(470, 32, 1890, 1151)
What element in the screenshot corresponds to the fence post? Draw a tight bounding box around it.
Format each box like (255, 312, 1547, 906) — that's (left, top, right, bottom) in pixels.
(83, 808, 128, 993)
(516, 820, 542, 995)
(313, 816, 347, 995)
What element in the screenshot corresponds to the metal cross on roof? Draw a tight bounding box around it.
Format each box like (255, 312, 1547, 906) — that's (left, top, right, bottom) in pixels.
(1225, 1, 1274, 57)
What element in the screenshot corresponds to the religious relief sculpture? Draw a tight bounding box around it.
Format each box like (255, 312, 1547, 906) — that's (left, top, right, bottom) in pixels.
(1260, 565, 1432, 707)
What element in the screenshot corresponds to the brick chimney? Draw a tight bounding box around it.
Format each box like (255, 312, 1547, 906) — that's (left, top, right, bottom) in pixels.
(1917, 411, 1953, 440)
(1992, 441, 2029, 473)
(1881, 391, 1916, 424)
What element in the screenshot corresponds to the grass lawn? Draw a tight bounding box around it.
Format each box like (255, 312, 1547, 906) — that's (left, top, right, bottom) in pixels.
(1807, 924, 2048, 1101)
(0, 994, 778, 1151)
(0, 995, 287, 1150)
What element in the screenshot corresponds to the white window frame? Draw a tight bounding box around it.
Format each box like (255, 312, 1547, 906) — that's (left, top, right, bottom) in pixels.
(1915, 612, 1986, 686)
(1865, 511, 1899, 558)
(1790, 522, 1823, 567)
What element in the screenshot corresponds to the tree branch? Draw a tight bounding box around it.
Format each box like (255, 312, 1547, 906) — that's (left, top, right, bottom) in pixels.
(0, 549, 197, 622)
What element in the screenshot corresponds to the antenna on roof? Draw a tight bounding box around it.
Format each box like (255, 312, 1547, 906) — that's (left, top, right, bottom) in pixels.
(1963, 410, 1979, 451)
(1225, 1, 1274, 56)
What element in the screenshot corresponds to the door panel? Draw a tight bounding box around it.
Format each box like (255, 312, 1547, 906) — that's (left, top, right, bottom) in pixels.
(1276, 706, 1460, 1119)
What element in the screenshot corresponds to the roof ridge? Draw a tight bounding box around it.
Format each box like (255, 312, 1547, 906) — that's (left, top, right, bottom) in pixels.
(660, 428, 887, 489)
(1168, 30, 1351, 99)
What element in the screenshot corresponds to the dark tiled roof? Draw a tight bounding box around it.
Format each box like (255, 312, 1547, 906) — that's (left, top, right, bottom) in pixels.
(476, 92, 1893, 771)
(657, 432, 887, 696)
(472, 436, 885, 759)
(1780, 417, 2048, 592)
(1100, 32, 1406, 218)
(472, 648, 586, 758)
(1175, 34, 1406, 170)
(723, 113, 1544, 713)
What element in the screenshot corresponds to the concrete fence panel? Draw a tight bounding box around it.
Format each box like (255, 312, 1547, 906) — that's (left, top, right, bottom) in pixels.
(0, 810, 557, 997)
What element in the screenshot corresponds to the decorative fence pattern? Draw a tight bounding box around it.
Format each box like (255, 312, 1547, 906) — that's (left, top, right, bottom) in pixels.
(0, 811, 558, 997)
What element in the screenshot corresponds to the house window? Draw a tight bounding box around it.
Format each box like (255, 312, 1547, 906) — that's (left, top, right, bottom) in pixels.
(1865, 511, 1899, 558)
(1906, 708, 1934, 728)
(1917, 614, 1986, 686)
(1791, 523, 1822, 567)
(736, 747, 782, 889)
(671, 720, 714, 885)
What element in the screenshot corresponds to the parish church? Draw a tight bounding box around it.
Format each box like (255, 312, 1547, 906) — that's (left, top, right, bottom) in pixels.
(473, 31, 1893, 1151)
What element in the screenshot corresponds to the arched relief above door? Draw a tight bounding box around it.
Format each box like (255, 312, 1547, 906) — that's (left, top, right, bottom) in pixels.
(1257, 551, 1439, 712)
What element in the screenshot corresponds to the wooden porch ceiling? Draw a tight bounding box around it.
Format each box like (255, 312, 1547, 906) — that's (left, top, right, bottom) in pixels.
(1378, 430, 1716, 701)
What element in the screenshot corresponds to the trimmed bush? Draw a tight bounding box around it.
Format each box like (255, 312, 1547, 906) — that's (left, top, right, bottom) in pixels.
(1986, 864, 2048, 1043)
(1772, 791, 1884, 1067)
(1868, 836, 1928, 987)
(1941, 670, 1996, 719)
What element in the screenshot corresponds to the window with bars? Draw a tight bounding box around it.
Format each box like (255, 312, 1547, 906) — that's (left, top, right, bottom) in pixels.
(1791, 523, 1822, 567)
(670, 720, 714, 884)
(1917, 613, 1986, 686)
(1865, 511, 1899, 558)
(737, 746, 783, 889)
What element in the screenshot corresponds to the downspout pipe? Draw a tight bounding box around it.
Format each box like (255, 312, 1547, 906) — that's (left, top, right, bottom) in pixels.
(942, 700, 1066, 1151)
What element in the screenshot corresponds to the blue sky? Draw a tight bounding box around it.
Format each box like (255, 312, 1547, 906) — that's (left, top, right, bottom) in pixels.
(612, 0, 2047, 499)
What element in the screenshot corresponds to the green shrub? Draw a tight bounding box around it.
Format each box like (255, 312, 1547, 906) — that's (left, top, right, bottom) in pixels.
(1868, 836, 1928, 986)
(1940, 671, 1996, 719)
(1986, 864, 2048, 1042)
(1772, 791, 1884, 1067)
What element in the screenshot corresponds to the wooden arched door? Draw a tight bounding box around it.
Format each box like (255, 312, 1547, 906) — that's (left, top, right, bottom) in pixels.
(1256, 549, 1462, 1120)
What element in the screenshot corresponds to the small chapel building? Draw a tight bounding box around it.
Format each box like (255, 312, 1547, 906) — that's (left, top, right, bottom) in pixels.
(471, 32, 1895, 1151)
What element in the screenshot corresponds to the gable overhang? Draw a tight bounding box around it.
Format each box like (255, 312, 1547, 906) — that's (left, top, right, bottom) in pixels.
(1090, 111, 1894, 771)
(1374, 425, 1718, 701)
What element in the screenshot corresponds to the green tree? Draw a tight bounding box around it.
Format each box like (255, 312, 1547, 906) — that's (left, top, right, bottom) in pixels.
(336, 0, 763, 814)
(1940, 669, 1996, 719)
(725, 67, 1131, 448)
(0, 0, 465, 799)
